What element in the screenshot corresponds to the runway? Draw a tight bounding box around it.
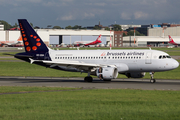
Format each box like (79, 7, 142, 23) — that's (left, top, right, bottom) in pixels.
(0, 77, 180, 90)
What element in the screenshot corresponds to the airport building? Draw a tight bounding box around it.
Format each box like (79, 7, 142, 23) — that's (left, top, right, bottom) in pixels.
(0, 29, 116, 46)
(0, 22, 180, 47)
(0, 24, 4, 31)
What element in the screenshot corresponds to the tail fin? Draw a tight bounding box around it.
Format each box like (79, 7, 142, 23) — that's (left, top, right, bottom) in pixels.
(168, 35, 174, 43)
(168, 35, 177, 45)
(18, 19, 49, 53)
(96, 34, 102, 42)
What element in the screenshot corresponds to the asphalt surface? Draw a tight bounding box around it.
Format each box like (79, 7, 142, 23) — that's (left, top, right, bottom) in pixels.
(0, 77, 180, 90)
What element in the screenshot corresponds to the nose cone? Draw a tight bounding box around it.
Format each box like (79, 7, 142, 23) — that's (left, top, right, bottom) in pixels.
(172, 60, 179, 69)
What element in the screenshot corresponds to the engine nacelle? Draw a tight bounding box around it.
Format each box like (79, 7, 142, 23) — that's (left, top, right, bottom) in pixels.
(96, 66, 118, 80)
(125, 72, 146, 78)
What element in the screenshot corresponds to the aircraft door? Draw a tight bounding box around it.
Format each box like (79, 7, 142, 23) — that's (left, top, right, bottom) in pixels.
(145, 52, 152, 64)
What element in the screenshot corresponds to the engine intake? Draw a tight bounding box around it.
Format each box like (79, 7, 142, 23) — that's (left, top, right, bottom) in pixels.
(96, 66, 118, 80)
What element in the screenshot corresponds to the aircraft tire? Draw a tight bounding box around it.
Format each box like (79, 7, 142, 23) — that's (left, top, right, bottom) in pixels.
(150, 79, 156, 83)
(84, 76, 93, 82)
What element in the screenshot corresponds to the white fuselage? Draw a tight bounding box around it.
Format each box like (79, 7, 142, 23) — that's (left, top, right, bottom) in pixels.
(73, 41, 92, 44)
(49, 49, 179, 73)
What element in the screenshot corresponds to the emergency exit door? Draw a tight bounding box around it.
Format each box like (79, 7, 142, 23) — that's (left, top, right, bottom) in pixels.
(145, 52, 152, 64)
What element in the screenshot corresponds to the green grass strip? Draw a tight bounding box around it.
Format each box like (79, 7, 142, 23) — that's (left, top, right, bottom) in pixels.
(0, 86, 79, 94)
(0, 88, 180, 120)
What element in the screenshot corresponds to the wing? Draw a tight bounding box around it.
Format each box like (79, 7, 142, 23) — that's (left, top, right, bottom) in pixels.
(30, 58, 101, 72)
(44, 60, 100, 71)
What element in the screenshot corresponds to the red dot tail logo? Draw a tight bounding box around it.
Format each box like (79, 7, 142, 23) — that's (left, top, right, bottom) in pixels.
(101, 52, 106, 56)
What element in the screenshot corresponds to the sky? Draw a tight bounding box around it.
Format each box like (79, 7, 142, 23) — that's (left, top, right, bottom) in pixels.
(0, 0, 180, 28)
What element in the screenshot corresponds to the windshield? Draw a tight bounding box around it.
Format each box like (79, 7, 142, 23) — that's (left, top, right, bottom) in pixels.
(159, 55, 171, 59)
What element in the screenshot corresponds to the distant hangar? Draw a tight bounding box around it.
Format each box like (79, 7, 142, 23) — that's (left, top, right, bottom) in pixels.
(1, 23, 180, 47)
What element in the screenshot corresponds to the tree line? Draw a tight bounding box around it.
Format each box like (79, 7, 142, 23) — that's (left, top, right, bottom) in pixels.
(0, 20, 145, 36)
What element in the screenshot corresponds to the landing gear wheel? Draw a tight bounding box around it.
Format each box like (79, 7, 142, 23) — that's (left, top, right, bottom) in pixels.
(150, 79, 156, 83)
(149, 72, 156, 83)
(84, 76, 93, 82)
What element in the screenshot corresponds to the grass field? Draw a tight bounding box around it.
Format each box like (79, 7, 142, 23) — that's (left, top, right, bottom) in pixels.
(0, 87, 180, 120)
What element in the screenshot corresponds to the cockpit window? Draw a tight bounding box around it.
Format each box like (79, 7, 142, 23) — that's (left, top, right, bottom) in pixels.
(166, 56, 171, 58)
(159, 55, 171, 59)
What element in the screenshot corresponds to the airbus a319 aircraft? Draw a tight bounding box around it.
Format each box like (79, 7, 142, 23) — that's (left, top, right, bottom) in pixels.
(15, 19, 179, 83)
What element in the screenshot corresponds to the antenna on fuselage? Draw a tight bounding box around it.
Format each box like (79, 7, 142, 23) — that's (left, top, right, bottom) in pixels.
(149, 47, 151, 50)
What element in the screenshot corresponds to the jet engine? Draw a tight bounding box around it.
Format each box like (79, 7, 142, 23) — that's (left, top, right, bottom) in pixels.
(125, 72, 146, 78)
(96, 66, 118, 80)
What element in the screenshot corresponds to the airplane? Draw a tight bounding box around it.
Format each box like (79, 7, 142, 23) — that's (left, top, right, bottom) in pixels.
(0, 36, 23, 47)
(168, 35, 180, 46)
(73, 35, 102, 47)
(14, 19, 179, 83)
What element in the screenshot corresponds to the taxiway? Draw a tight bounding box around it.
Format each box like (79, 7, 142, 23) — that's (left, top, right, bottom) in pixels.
(0, 77, 180, 90)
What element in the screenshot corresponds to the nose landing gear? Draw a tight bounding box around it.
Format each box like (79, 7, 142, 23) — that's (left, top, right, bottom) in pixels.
(149, 72, 156, 83)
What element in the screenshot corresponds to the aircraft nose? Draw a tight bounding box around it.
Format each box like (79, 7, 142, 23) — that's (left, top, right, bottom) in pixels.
(172, 60, 179, 69)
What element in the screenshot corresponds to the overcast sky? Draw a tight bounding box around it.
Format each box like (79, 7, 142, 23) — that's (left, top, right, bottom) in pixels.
(0, 0, 180, 28)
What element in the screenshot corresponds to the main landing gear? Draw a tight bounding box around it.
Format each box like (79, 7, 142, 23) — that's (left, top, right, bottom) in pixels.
(84, 71, 93, 82)
(149, 72, 156, 83)
(84, 76, 93, 82)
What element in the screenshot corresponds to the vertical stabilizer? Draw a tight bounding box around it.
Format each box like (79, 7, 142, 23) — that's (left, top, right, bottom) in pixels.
(18, 19, 49, 53)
